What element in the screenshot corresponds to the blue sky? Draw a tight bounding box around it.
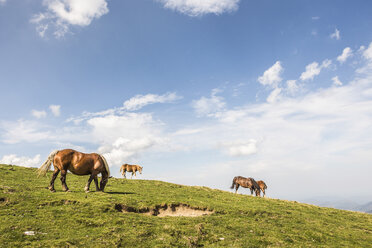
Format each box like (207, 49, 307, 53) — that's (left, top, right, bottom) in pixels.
(1, 0, 372, 202)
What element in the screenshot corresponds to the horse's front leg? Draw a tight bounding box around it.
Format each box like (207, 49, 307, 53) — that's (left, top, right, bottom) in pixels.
(60, 170, 70, 192)
(84, 174, 95, 193)
(235, 184, 239, 194)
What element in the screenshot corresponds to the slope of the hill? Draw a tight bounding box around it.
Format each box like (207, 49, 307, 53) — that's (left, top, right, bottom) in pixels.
(0, 164, 371, 247)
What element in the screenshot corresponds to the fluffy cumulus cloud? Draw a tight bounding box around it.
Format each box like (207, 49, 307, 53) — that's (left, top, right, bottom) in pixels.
(330, 28, 340, 40)
(157, 0, 240, 17)
(31, 109, 47, 119)
(49, 105, 61, 116)
(257, 61, 283, 87)
(87, 113, 166, 166)
(123, 92, 181, 111)
(337, 47, 353, 63)
(300, 59, 331, 81)
(0, 154, 41, 167)
(31, 0, 109, 38)
(192, 88, 226, 116)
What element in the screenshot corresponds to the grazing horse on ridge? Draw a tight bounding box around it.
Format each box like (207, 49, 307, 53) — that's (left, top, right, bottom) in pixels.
(230, 176, 261, 196)
(120, 164, 142, 179)
(257, 180, 267, 197)
(38, 149, 110, 193)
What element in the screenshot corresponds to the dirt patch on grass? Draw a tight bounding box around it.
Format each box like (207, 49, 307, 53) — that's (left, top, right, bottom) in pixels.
(115, 203, 214, 217)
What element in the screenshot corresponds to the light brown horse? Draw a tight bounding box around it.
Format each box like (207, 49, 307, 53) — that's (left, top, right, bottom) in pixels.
(120, 164, 142, 179)
(257, 180, 267, 197)
(38, 149, 110, 193)
(230, 176, 261, 196)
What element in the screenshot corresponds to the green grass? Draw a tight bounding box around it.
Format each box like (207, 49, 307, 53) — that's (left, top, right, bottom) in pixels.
(0, 164, 371, 247)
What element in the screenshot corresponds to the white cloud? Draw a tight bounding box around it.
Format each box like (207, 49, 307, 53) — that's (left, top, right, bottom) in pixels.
(0, 0, 7, 5)
(49, 105, 61, 116)
(123, 92, 181, 111)
(311, 16, 320, 20)
(266, 87, 282, 103)
(220, 139, 258, 156)
(31, 0, 109, 38)
(31, 109, 47, 119)
(258, 61, 283, 87)
(286, 80, 299, 95)
(332, 76, 343, 86)
(0, 154, 41, 167)
(157, 0, 240, 17)
(330, 28, 340, 40)
(192, 88, 226, 116)
(87, 113, 166, 166)
(1, 120, 51, 144)
(300, 59, 331, 81)
(362, 42, 372, 61)
(337, 47, 353, 63)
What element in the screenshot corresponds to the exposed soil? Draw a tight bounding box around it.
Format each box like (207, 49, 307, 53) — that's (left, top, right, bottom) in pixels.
(114, 203, 214, 217)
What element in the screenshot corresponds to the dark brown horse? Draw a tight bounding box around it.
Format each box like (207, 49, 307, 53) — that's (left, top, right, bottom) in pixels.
(257, 180, 267, 197)
(230, 176, 261, 196)
(38, 149, 110, 193)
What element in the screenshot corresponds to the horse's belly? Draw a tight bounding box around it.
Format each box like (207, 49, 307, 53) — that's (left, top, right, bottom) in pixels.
(68, 165, 91, 175)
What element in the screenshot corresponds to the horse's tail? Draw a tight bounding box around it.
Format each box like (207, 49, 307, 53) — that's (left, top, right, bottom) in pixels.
(230, 177, 237, 189)
(38, 150, 59, 177)
(99, 154, 110, 177)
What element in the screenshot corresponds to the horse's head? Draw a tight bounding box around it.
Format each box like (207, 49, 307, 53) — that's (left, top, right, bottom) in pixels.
(138, 166, 143, 174)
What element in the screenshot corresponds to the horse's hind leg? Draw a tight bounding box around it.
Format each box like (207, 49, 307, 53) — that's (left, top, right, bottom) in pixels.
(93, 176, 99, 191)
(100, 171, 109, 192)
(48, 168, 60, 192)
(60, 170, 70, 192)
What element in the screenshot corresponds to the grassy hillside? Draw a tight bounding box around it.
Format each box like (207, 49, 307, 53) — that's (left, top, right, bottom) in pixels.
(0, 164, 371, 247)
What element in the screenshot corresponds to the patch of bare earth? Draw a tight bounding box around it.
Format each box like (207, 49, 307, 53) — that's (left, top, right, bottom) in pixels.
(114, 203, 214, 217)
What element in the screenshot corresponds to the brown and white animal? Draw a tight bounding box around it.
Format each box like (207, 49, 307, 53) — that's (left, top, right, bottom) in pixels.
(230, 176, 261, 196)
(120, 164, 142, 179)
(257, 180, 267, 197)
(38, 149, 110, 193)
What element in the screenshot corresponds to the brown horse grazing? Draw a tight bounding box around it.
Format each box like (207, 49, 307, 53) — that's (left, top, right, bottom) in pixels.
(257, 180, 267, 197)
(38, 149, 110, 193)
(120, 164, 142, 179)
(230, 176, 261, 196)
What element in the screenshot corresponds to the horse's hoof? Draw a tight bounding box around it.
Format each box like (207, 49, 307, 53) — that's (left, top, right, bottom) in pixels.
(50, 190, 56, 193)
(85, 190, 90, 193)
